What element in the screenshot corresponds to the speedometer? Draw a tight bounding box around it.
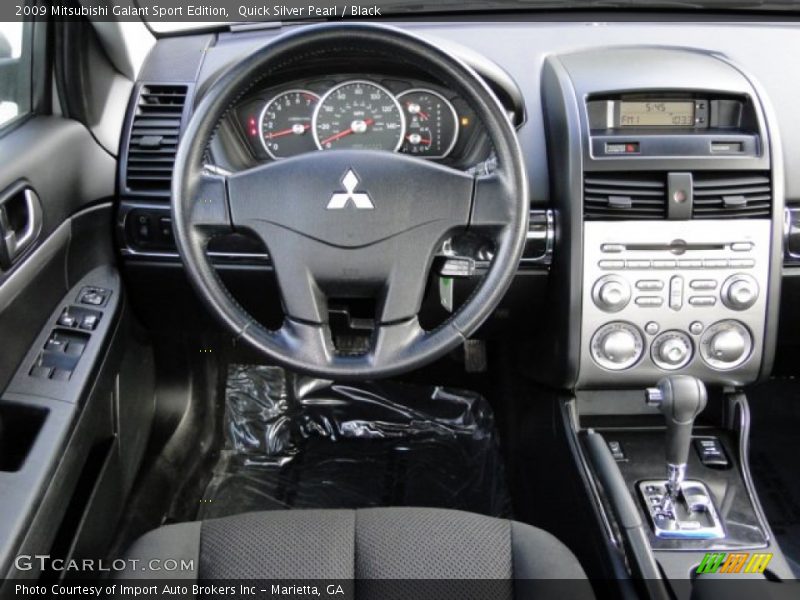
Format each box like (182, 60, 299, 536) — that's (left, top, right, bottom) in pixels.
(313, 80, 405, 151)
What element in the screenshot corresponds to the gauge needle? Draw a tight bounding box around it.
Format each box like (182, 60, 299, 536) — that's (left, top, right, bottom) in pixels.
(266, 124, 310, 139)
(319, 118, 374, 146)
(407, 103, 430, 120)
(406, 134, 432, 144)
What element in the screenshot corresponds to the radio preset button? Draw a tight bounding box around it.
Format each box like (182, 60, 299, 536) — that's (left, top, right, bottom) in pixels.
(729, 259, 755, 268)
(636, 280, 664, 291)
(689, 296, 717, 307)
(627, 260, 651, 269)
(653, 260, 677, 269)
(690, 280, 718, 290)
(679, 259, 703, 269)
(731, 242, 754, 252)
(704, 259, 729, 269)
(599, 260, 625, 270)
(636, 296, 664, 307)
(601, 244, 625, 253)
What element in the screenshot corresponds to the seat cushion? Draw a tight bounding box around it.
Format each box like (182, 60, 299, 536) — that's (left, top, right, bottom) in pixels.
(120, 507, 592, 599)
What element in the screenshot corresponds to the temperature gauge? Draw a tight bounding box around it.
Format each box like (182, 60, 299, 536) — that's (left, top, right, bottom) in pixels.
(398, 89, 459, 158)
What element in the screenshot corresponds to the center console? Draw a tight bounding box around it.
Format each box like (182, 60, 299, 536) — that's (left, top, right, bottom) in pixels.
(582, 220, 770, 386)
(542, 46, 794, 594)
(542, 46, 782, 390)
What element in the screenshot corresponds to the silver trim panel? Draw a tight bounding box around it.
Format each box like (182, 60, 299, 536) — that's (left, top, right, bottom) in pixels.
(579, 220, 771, 387)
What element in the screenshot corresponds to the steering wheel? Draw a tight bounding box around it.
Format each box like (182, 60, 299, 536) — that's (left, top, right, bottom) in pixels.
(172, 23, 529, 379)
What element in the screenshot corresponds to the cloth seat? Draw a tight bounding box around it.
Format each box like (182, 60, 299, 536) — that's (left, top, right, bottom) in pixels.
(120, 507, 593, 599)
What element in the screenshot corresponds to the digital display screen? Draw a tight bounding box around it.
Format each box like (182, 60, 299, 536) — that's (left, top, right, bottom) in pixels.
(619, 101, 696, 127)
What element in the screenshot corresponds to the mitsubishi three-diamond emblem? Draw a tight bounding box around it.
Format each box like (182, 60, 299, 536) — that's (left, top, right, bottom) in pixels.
(326, 169, 374, 210)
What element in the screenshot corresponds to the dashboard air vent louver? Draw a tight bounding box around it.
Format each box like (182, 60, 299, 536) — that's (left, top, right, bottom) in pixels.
(125, 84, 188, 193)
(692, 172, 772, 219)
(583, 173, 667, 220)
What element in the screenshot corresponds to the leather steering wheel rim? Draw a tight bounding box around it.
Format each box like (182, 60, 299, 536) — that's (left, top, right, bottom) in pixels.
(172, 22, 529, 380)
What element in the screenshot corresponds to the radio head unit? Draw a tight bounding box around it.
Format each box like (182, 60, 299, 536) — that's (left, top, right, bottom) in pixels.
(586, 93, 753, 132)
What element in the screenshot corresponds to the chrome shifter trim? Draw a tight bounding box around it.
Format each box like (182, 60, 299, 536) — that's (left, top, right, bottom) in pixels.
(666, 463, 686, 497)
(639, 480, 725, 540)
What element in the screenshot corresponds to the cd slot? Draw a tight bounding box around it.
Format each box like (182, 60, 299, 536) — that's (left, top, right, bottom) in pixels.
(624, 243, 726, 252)
(601, 242, 727, 253)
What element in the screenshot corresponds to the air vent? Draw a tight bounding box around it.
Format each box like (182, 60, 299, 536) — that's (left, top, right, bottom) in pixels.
(584, 173, 667, 220)
(125, 84, 188, 194)
(692, 172, 772, 219)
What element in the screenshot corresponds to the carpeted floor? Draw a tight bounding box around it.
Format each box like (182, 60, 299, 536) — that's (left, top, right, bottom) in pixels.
(747, 378, 800, 577)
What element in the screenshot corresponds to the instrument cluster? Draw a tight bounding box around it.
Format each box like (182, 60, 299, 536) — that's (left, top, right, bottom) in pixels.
(233, 76, 482, 164)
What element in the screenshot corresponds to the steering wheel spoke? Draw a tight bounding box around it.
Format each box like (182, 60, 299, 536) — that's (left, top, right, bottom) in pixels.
(470, 173, 518, 231)
(185, 170, 233, 236)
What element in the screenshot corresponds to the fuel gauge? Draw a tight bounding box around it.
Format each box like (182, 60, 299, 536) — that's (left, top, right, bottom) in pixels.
(398, 89, 459, 158)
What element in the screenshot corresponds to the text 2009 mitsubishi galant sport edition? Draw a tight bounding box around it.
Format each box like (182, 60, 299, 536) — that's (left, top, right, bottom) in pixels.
(0, 2, 799, 599)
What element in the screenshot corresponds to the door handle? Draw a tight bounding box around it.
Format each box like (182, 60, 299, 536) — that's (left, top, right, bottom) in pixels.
(0, 183, 42, 269)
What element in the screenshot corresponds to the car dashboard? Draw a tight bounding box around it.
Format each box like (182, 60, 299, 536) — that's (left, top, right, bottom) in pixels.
(117, 18, 800, 392)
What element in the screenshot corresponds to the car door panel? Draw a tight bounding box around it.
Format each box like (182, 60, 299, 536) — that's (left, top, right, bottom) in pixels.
(0, 116, 115, 391)
(0, 41, 155, 583)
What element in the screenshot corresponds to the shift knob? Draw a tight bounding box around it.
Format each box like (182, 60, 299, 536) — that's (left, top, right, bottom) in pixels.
(645, 375, 707, 489)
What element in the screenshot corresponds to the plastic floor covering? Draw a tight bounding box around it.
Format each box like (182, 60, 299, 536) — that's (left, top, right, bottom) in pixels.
(199, 365, 511, 520)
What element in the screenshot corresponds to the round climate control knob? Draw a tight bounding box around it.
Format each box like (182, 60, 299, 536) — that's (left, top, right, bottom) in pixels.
(592, 275, 631, 313)
(721, 274, 759, 311)
(700, 320, 753, 370)
(651, 331, 693, 370)
(590, 322, 644, 371)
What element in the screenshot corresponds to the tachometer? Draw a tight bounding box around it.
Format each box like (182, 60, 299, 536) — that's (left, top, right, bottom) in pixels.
(398, 89, 459, 158)
(313, 80, 405, 151)
(259, 90, 320, 159)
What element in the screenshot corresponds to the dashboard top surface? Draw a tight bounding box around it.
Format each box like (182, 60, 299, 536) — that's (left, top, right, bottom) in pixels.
(139, 20, 800, 205)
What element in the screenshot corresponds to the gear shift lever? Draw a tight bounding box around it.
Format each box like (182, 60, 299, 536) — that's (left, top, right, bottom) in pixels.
(645, 375, 707, 498)
(639, 375, 723, 540)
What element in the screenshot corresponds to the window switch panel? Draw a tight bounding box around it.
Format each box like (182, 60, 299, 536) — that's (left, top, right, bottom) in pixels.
(65, 342, 86, 357)
(77, 286, 111, 307)
(29, 365, 52, 379)
(57, 306, 101, 331)
(50, 368, 72, 382)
